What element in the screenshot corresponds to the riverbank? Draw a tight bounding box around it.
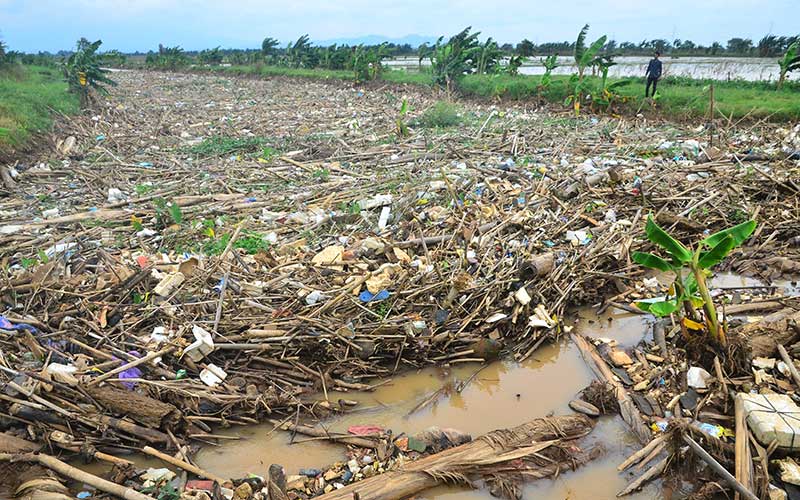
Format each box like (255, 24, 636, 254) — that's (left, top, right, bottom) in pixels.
(0, 65, 79, 157)
(192, 63, 800, 121)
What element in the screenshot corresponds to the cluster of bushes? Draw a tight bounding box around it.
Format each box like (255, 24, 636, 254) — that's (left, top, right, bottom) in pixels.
(142, 36, 393, 82)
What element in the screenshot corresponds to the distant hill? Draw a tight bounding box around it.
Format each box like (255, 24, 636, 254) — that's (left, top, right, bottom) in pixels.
(313, 34, 437, 48)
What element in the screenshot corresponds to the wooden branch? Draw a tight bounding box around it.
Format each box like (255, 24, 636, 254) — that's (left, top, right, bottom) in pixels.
(777, 344, 800, 390)
(87, 346, 176, 386)
(618, 434, 667, 471)
(734, 395, 754, 500)
(571, 333, 651, 444)
(142, 446, 226, 484)
(682, 434, 758, 500)
(268, 420, 379, 449)
(0, 452, 154, 500)
(617, 456, 668, 497)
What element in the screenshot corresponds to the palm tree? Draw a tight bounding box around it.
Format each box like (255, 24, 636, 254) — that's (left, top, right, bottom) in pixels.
(261, 37, 279, 62)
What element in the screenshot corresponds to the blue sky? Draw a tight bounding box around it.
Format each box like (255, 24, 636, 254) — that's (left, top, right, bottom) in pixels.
(0, 0, 796, 52)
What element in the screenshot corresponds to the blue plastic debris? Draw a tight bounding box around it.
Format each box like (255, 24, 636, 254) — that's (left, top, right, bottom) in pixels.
(116, 351, 143, 390)
(299, 468, 322, 477)
(138, 162, 153, 168)
(77, 492, 92, 499)
(0, 316, 39, 334)
(359, 290, 390, 302)
(342, 470, 354, 482)
(95, 134, 106, 141)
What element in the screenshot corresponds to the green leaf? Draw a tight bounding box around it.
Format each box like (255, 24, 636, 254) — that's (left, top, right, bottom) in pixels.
(698, 234, 735, 268)
(649, 300, 681, 317)
(644, 215, 692, 263)
(631, 252, 675, 272)
(701, 219, 756, 249)
(580, 35, 607, 67)
(168, 203, 183, 225)
(635, 298, 680, 317)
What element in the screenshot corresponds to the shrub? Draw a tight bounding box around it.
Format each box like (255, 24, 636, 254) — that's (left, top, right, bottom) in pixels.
(418, 101, 462, 128)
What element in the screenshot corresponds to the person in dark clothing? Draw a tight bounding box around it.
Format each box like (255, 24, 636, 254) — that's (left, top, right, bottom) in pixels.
(645, 51, 663, 97)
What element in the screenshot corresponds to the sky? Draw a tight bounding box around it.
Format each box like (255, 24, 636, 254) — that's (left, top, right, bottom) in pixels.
(0, 0, 796, 53)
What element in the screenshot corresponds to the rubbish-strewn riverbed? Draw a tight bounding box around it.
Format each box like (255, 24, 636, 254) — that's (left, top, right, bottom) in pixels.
(2, 69, 799, 499)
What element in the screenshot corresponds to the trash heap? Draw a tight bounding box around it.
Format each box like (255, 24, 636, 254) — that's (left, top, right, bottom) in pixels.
(1, 70, 799, 498)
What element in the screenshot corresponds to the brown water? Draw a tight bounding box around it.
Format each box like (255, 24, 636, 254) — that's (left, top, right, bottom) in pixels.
(79, 310, 664, 498)
(188, 312, 662, 499)
(82, 273, 795, 497)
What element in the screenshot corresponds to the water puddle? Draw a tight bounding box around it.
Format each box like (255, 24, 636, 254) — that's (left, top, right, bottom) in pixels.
(79, 310, 662, 498)
(189, 312, 659, 499)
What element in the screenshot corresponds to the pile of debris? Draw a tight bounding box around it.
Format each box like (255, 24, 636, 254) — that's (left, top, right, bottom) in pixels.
(0, 70, 799, 498)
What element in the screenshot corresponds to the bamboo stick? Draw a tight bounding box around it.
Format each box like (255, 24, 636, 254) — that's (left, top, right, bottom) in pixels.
(682, 434, 758, 500)
(734, 395, 754, 500)
(777, 344, 800, 390)
(0, 452, 154, 500)
(142, 446, 227, 484)
(87, 346, 176, 386)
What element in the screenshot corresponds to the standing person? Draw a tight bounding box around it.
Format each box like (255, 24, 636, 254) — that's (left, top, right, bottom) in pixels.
(645, 51, 663, 97)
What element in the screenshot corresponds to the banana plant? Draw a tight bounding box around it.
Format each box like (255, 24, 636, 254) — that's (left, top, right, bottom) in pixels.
(417, 43, 430, 70)
(429, 27, 481, 89)
(540, 54, 559, 89)
(592, 57, 626, 111)
(287, 35, 312, 68)
(506, 54, 525, 75)
(474, 38, 502, 75)
(632, 216, 757, 345)
(395, 99, 411, 138)
(778, 40, 799, 89)
(63, 38, 116, 109)
(564, 25, 607, 115)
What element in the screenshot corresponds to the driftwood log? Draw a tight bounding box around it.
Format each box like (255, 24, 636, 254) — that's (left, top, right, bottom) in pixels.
(315, 415, 598, 500)
(85, 385, 182, 429)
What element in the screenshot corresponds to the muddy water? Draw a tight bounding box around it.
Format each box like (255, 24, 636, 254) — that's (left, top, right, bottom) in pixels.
(75, 311, 662, 498)
(89, 273, 797, 497)
(189, 313, 661, 499)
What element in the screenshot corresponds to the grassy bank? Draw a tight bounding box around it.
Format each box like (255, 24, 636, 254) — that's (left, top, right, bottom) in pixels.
(0, 65, 79, 155)
(459, 74, 800, 121)
(190, 63, 800, 121)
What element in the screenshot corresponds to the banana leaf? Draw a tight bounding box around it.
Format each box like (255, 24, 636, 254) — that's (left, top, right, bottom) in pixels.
(644, 215, 692, 263)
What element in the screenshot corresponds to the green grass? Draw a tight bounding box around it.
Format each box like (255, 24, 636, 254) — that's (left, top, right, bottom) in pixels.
(416, 100, 463, 128)
(188, 63, 800, 121)
(198, 64, 354, 81)
(0, 65, 79, 154)
(458, 73, 800, 120)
